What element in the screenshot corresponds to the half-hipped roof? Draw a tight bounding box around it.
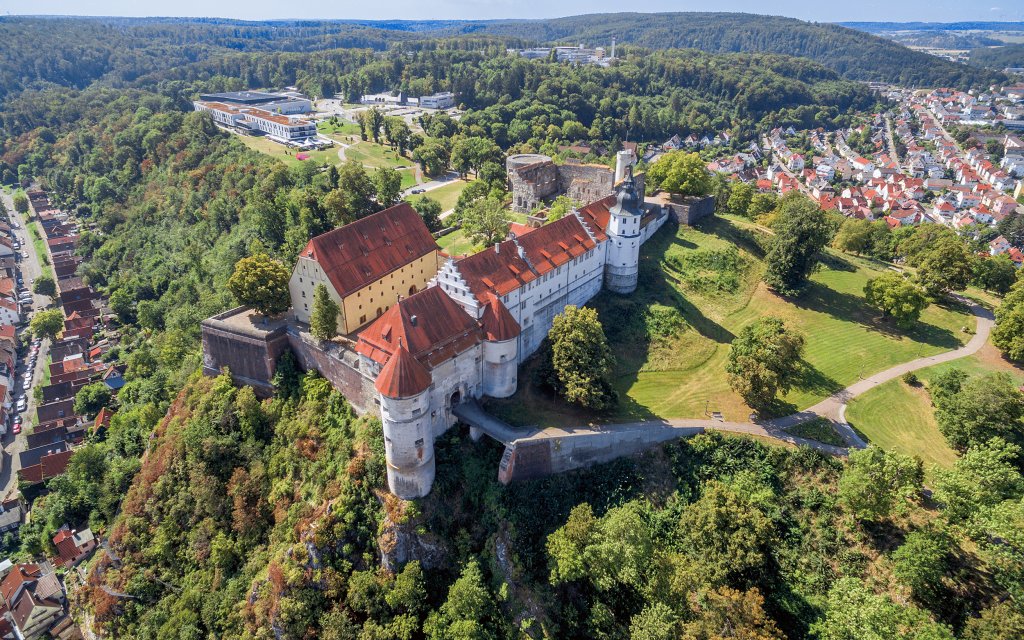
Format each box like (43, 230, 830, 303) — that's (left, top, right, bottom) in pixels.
(301, 203, 437, 299)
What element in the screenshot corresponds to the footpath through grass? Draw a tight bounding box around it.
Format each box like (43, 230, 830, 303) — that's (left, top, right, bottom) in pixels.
(845, 342, 1024, 474)
(488, 216, 975, 428)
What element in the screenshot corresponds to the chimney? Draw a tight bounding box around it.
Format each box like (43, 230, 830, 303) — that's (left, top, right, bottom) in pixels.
(410, 315, 418, 327)
(494, 242, 499, 254)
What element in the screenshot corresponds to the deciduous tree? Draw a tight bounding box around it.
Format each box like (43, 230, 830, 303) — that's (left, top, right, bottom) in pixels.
(546, 305, 616, 410)
(762, 194, 836, 295)
(29, 308, 64, 341)
(461, 197, 510, 247)
(725, 316, 804, 411)
(838, 445, 923, 521)
(227, 253, 291, 316)
(864, 272, 928, 329)
(647, 151, 711, 196)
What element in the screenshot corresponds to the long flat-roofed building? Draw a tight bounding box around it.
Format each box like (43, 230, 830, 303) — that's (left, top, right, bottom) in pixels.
(197, 90, 312, 114)
(193, 101, 318, 143)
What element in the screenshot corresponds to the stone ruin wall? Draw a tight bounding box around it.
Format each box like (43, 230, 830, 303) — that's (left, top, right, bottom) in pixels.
(509, 161, 560, 212)
(557, 161, 614, 205)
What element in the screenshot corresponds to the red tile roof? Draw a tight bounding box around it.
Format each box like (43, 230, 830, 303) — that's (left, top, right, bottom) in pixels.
(454, 214, 598, 304)
(480, 293, 520, 342)
(516, 215, 596, 274)
(301, 203, 438, 299)
(374, 343, 431, 398)
(355, 286, 482, 369)
(453, 240, 537, 303)
(576, 195, 614, 242)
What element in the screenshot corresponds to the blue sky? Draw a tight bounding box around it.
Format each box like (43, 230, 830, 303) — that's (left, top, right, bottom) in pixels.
(3, 0, 1022, 24)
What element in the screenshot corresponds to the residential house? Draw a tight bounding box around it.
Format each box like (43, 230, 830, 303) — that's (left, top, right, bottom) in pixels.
(51, 526, 96, 568)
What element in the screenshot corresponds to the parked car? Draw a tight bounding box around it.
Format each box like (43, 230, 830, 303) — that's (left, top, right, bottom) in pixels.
(10, 221, 19, 229)
(20, 251, 27, 259)
(12, 423, 21, 435)
(411, 188, 425, 194)
(13, 415, 21, 426)
(16, 398, 26, 412)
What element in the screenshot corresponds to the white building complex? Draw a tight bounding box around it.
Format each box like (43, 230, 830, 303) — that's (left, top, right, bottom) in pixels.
(350, 170, 664, 497)
(193, 92, 319, 145)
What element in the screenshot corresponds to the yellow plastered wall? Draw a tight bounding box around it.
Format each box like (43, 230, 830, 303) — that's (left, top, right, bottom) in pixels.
(340, 251, 441, 334)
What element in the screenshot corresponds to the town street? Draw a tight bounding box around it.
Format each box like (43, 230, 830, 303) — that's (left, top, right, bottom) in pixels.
(0, 189, 54, 497)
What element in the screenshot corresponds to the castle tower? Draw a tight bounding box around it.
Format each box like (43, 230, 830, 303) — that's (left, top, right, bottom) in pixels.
(604, 167, 643, 294)
(479, 293, 520, 398)
(615, 149, 636, 183)
(375, 342, 436, 499)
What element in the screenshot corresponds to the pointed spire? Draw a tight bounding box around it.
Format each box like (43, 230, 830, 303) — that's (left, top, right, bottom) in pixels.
(375, 342, 431, 398)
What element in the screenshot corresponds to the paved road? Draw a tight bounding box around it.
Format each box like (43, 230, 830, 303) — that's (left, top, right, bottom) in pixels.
(465, 294, 992, 457)
(401, 171, 460, 199)
(0, 191, 54, 497)
(767, 294, 993, 448)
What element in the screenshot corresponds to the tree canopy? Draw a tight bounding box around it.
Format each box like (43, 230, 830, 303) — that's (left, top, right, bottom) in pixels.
(227, 253, 291, 316)
(726, 316, 805, 411)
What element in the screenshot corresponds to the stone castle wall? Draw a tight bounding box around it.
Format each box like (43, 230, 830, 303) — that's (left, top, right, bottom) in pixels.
(201, 308, 291, 397)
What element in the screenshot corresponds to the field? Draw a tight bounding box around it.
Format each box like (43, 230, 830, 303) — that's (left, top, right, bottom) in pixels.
(236, 135, 340, 167)
(317, 119, 362, 138)
(487, 215, 976, 428)
(407, 180, 472, 213)
(343, 142, 414, 170)
(845, 341, 1024, 474)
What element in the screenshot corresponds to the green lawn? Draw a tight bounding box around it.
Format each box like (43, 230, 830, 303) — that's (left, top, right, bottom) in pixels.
(845, 344, 1024, 474)
(398, 169, 418, 190)
(344, 142, 413, 169)
(407, 180, 472, 212)
(489, 216, 975, 428)
(25, 215, 55, 281)
(237, 135, 340, 166)
(437, 211, 528, 257)
(318, 120, 362, 138)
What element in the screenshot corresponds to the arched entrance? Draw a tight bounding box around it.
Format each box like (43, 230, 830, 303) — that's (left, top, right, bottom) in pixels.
(449, 389, 462, 408)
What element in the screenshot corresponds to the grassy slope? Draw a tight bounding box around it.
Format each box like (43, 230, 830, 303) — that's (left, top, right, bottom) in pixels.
(488, 216, 973, 428)
(407, 180, 471, 212)
(845, 341, 1024, 473)
(236, 135, 340, 167)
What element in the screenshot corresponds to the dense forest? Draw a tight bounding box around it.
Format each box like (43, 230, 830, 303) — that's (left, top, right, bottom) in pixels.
(430, 13, 1004, 88)
(0, 12, 1001, 105)
(970, 44, 1024, 70)
(81, 370, 1024, 638)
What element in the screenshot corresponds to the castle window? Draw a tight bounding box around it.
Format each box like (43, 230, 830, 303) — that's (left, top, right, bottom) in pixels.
(301, 291, 306, 298)
(415, 438, 424, 447)
(360, 315, 366, 324)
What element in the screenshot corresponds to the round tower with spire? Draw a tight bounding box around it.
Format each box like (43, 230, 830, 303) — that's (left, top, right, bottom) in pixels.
(604, 166, 643, 294)
(375, 340, 436, 499)
(479, 293, 521, 398)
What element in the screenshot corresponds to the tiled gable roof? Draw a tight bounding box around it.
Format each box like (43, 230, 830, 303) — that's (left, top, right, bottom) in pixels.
(303, 203, 437, 299)
(355, 286, 481, 369)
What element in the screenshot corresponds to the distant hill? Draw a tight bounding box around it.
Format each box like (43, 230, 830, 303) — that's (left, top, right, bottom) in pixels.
(424, 13, 1002, 88)
(841, 21, 1024, 34)
(0, 13, 1002, 103)
(970, 43, 1024, 70)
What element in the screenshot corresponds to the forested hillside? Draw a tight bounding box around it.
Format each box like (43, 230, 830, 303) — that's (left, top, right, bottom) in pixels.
(440, 13, 1002, 88)
(971, 44, 1024, 70)
(0, 17, 414, 103)
(80, 370, 1024, 638)
(0, 12, 999, 105)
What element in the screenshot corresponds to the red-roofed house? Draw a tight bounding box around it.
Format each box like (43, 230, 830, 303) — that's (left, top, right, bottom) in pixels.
(289, 203, 440, 335)
(52, 526, 96, 568)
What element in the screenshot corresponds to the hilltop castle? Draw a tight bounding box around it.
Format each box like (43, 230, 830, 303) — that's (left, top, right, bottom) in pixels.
(203, 169, 670, 498)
